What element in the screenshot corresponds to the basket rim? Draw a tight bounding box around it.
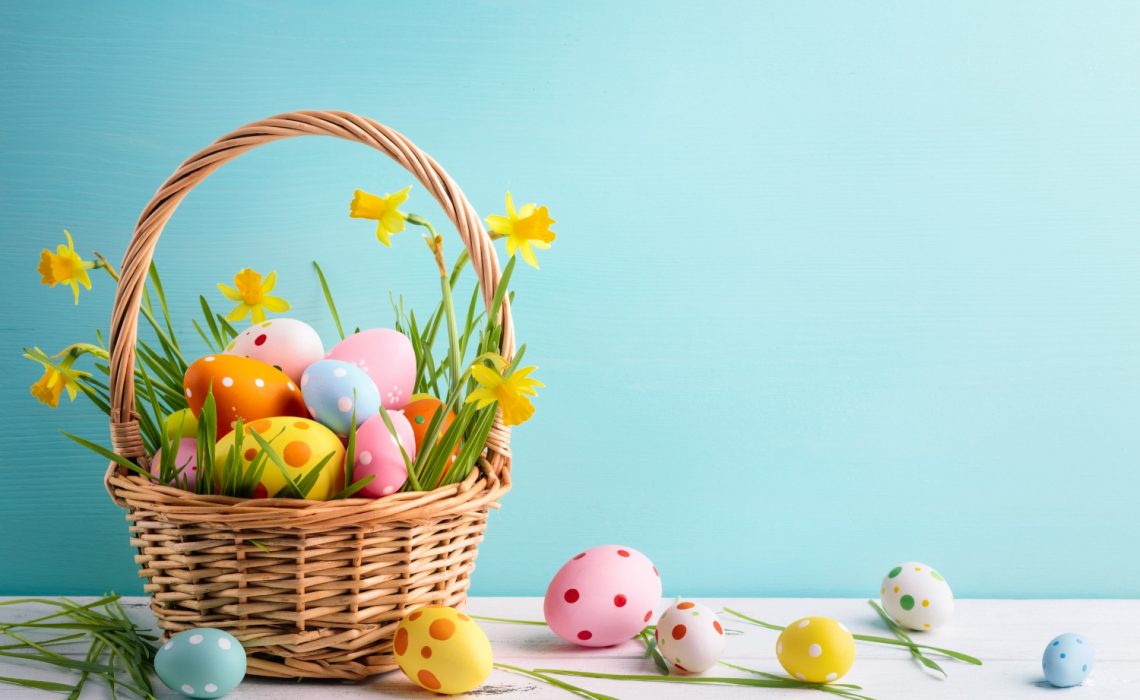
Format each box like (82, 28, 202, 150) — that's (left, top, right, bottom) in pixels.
(107, 457, 509, 527)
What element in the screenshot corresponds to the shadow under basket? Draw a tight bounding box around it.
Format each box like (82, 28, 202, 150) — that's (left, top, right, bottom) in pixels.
(102, 110, 516, 680)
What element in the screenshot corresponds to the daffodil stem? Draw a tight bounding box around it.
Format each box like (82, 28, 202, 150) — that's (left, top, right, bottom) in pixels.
(410, 214, 464, 400)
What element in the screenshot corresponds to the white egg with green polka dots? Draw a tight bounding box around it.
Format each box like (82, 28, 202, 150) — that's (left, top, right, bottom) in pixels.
(154, 627, 246, 698)
(880, 561, 954, 631)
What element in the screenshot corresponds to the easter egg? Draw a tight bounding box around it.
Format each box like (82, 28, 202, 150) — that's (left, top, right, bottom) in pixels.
(164, 409, 199, 441)
(544, 544, 662, 647)
(300, 359, 381, 436)
(183, 355, 305, 438)
(154, 627, 246, 698)
(151, 437, 198, 489)
(326, 328, 415, 409)
(215, 417, 345, 500)
(880, 562, 954, 631)
(776, 616, 855, 684)
(654, 600, 725, 673)
(403, 396, 459, 484)
(394, 606, 492, 695)
(1042, 633, 1093, 687)
(353, 411, 416, 497)
(225, 318, 324, 383)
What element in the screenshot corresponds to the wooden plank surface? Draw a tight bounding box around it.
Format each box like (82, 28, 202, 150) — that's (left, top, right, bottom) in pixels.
(0, 597, 1137, 698)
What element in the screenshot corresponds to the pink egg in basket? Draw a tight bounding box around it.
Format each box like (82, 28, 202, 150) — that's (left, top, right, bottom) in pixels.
(326, 329, 415, 409)
(353, 410, 416, 497)
(150, 437, 198, 489)
(544, 544, 662, 647)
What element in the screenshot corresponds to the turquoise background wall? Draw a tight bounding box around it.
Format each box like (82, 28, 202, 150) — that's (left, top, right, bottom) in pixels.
(3, 1, 1139, 598)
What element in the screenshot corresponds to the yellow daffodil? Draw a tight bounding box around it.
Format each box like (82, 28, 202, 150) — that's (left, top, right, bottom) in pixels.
(217, 268, 290, 324)
(350, 186, 411, 246)
(38, 230, 94, 304)
(485, 192, 556, 268)
(23, 346, 94, 408)
(466, 359, 543, 426)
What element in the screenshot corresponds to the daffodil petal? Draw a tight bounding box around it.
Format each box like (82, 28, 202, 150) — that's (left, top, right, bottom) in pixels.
(217, 283, 243, 302)
(226, 304, 250, 322)
(518, 203, 536, 219)
(261, 271, 277, 293)
(250, 305, 266, 324)
(376, 223, 392, 247)
(519, 242, 539, 268)
(505, 192, 517, 219)
(262, 295, 290, 313)
(470, 364, 505, 388)
(485, 215, 513, 237)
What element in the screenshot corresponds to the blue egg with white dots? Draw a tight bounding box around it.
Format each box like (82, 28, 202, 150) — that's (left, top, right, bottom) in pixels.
(1042, 632, 1093, 688)
(155, 627, 246, 698)
(300, 359, 381, 435)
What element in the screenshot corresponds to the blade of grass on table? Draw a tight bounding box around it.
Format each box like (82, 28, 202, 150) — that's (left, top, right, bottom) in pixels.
(721, 608, 981, 665)
(495, 663, 619, 700)
(867, 600, 946, 677)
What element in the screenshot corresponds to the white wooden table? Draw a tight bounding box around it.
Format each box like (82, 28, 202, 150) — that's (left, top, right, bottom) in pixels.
(1, 597, 1137, 698)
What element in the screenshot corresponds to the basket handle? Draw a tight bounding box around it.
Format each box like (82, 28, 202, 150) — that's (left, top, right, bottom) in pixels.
(105, 110, 515, 466)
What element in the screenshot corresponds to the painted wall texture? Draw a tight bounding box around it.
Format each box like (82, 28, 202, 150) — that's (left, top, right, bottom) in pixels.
(2, 1, 1139, 597)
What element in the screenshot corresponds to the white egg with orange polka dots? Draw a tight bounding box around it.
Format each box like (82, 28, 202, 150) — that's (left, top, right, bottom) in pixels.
(654, 600, 725, 673)
(880, 561, 954, 631)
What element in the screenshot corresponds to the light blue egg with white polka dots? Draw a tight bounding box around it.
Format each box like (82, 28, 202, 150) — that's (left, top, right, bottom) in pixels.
(1042, 632, 1093, 688)
(155, 628, 246, 698)
(300, 359, 381, 435)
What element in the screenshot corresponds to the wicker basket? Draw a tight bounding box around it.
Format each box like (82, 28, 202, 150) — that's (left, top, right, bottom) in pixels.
(102, 110, 514, 680)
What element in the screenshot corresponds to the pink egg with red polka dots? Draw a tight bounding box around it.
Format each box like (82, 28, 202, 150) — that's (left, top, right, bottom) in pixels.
(353, 411, 416, 497)
(543, 545, 662, 647)
(326, 329, 415, 409)
(226, 318, 324, 384)
(150, 437, 198, 490)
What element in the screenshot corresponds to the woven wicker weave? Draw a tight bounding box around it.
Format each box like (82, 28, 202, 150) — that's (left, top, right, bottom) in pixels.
(102, 110, 513, 680)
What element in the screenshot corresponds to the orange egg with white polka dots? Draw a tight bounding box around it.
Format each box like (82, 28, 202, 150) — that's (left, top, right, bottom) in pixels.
(214, 417, 345, 500)
(183, 354, 306, 438)
(394, 606, 492, 695)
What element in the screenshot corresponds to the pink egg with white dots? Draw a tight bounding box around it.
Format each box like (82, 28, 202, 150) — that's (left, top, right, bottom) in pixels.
(325, 329, 415, 409)
(226, 318, 324, 384)
(544, 545, 662, 647)
(353, 411, 416, 497)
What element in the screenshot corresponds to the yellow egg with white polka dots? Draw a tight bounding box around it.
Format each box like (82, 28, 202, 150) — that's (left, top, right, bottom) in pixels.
(214, 417, 344, 500)
(394, 606, 492, 695)
(776, 616, 855, 684)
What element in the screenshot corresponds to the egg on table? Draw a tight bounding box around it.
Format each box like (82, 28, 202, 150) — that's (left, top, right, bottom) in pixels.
(325, 328, 415, 409)
(154, 627, 246, 699)
(300, 359, 381, 436)
(1042, 632, 1094, 687)
(352, 411, 416, 497)
(151, 437, 198, 489)
(183, 355, 305, 437)
(654, 600, 725, 673)
(776, 616, 856, 684)
(880, 561, 954, 631)
(225, 318, 324, 383)
(215, 417, 345, 500)
(394, 606, 492, 695)
(403, 395, 459, 484)
(544, 544, 662, 647)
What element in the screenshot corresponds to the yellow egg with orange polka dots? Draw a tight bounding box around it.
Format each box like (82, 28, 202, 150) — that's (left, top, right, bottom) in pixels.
(776, 616, 856, 684)
(214, 417, 344, 500)
(394, 606, 492, 695)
